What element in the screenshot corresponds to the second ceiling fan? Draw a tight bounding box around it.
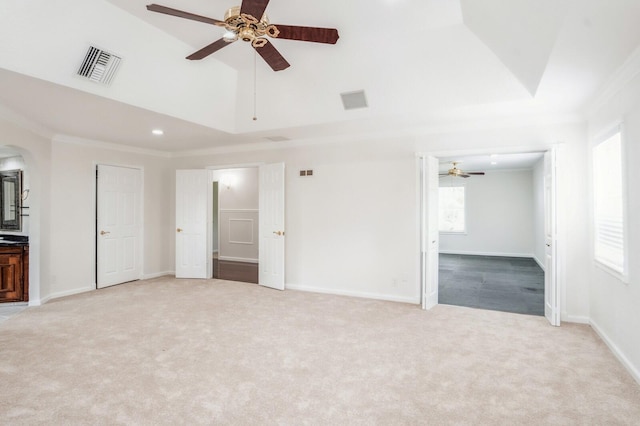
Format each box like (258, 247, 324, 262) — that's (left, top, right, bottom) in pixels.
(147, 0, 340, 71)
(439, 162, 486, 179)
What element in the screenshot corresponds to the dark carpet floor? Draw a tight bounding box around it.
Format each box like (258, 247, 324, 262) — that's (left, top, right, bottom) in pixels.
(438, 254, 545, 316)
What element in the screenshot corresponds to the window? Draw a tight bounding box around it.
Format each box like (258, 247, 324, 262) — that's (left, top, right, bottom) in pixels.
(439, 186, 465, 233)
(593, 128, 627, 277)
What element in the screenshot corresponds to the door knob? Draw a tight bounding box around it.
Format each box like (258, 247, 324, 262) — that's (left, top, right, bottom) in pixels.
(177, 228, 183, 233)
(273, 231, 284, 236)
(100, 230, 110, 236)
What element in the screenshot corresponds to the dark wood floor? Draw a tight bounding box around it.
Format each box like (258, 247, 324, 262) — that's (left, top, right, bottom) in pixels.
(439, 254, 544, 316)
(213, 254, 258, 284)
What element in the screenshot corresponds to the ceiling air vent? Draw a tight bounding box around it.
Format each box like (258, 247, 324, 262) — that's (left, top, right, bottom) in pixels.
(340, 90, 368, 110)
(77, 46, 122, 86)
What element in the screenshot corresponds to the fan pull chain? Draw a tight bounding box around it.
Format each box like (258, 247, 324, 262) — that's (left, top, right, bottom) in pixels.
(252, 51, 258, 121)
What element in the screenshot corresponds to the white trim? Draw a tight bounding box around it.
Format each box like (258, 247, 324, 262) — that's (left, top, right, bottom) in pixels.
(219, 209, 259, 213)
(286, 284, 419, 305)
(43, 285, 95, 303)
(142, 271, 174, 280)
(533, 255, 545, 271)
(586, 44, 640, 118)
(590, 319, 640, 386)
(0, 104, 54, 140)
(54, 134, 171, 158)
(438, 250, 536, 258)
(206, 163, 265, 170)
(218, 256, 258, 264)
(561, 314, 589, 324)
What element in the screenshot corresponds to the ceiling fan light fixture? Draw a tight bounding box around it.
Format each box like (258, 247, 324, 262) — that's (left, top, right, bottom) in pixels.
(222, 30, 238, 42)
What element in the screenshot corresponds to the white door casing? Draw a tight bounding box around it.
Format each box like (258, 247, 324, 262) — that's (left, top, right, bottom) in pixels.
(176, 169, 212, 279)
(96, 165, 143, 288)
(421, 156, 439, 310)
(544, 149, 560, 326)
(259, 163, 285, 290)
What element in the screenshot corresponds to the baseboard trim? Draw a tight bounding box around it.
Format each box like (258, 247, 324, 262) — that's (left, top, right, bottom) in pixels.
(590, 318, 640, 386)
(143, 271, 174, 280)
(218, 256, 258, 264)
(45, 286, 95, 304)
(562, 314, 590, 324)
(439, 250, 535, 258)
(533, 255, 546, 271)
(286, 284, 419, 305)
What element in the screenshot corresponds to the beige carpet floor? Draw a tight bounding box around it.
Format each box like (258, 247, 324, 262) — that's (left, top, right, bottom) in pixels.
(1, 277, 639, 425)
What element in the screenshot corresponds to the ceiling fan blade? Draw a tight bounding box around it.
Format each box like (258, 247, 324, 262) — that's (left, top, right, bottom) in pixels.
(460, 174, 471, 178)
(272, 25, 339, 44)
(187, 39, 233, 60)
(467, 172, 485, 175)
(146, 4, 224, 26)
(240, 0, 271, 20)
(254, 40, 290, 71)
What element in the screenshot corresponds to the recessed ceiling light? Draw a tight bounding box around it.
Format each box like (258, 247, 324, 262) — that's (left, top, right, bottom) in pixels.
(491, 161, 498, 165)
(152, 129, 164, 136)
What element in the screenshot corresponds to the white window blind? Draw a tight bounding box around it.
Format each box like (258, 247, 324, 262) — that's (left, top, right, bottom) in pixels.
(439, 186, 465, 233)
(593, 129, 626, 275)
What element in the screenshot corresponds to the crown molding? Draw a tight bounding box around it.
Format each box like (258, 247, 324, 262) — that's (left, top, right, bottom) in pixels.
(0, 103, 54, 140)
(585, 45, 640, 118)
(52, 134, 172, 158)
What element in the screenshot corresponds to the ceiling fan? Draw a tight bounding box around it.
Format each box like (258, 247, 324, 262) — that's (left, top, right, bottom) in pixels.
(439, 162, 486, 178)
(146, 1, 340, 71)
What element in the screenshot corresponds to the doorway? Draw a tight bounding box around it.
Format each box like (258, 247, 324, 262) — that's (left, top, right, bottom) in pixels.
(211, 167, 259, 284)
(420, 149, 560, 326)
(437, 153, 546, 316)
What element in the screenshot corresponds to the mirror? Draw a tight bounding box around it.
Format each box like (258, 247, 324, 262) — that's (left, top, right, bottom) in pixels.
(0, 170, 22, 231)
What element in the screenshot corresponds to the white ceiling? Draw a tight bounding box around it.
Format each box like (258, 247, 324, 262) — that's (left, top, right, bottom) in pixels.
(438, 152, 544, 173)
(1, 0, 640, 153)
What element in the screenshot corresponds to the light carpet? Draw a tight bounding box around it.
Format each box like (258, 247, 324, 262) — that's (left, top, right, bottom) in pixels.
(1, 277, 639, 425)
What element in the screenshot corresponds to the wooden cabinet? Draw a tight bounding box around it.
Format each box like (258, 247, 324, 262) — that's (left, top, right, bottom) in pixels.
(0, 245, 29, 303)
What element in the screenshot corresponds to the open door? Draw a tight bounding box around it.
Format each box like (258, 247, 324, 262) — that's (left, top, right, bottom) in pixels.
(96, 165, 143, 289)
(421, 156, 439, 309)
(175, 169, 212, 279)
(259, 163, 285, 290)
(544, 150, 560, 326)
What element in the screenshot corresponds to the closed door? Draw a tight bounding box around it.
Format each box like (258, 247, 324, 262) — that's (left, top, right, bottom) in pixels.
(96, 165, 143, 288)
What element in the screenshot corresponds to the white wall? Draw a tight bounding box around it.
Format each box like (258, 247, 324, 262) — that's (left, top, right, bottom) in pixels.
(211, 168, 259, 263)
(48, 138, 172, 300)
(532, 158, 545, 267)
(587, 52, 640, 383)
(171, 121, 590, 311)
(439, 170, 535, 257)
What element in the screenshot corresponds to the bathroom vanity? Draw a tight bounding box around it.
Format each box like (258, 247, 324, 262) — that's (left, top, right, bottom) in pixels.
(0, 236, 29, 303)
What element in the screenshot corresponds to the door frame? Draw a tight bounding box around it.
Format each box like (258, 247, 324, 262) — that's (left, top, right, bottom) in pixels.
(417, 144, 565, 324)
(94, 162, 144, 288)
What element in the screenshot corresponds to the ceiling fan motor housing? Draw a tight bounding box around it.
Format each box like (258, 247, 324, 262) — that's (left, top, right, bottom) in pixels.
(223, 6, 277, 45)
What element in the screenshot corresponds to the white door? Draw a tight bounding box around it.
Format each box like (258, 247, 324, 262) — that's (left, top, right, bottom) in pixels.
(176, 169, 212, 279)
(97, 165, 142, 288)
(421, 156, 439, 309)
(259, 163, 285, 290)
(544, 150, 560, 326)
